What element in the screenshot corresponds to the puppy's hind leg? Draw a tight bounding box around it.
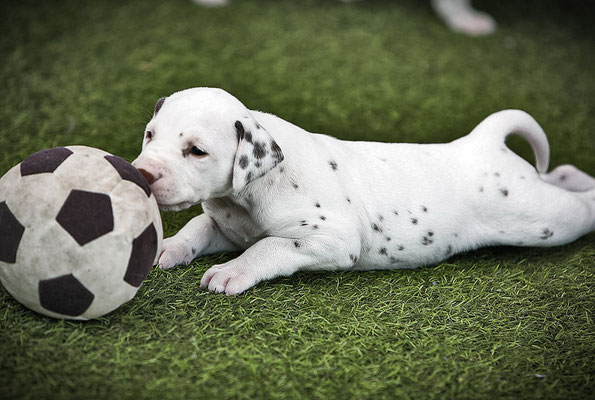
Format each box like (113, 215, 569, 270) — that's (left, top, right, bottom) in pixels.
(541, 164, 595, 192)
(494, 180, 595, 248)
(157, 214, 239, 270)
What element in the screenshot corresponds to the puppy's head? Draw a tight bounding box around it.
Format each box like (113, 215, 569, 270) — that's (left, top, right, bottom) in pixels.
(133, 88, 284, 211)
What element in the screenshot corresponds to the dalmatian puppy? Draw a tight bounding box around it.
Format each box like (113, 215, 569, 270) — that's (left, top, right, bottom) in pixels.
(192, 0, 496, 36)
(133, 88, 595, 295)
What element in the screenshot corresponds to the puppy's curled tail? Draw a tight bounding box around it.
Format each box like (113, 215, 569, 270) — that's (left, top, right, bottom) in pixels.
(469, 109, 550, 173)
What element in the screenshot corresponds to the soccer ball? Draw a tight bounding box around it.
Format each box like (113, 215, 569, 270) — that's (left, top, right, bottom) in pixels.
(0, 146, 163, 320)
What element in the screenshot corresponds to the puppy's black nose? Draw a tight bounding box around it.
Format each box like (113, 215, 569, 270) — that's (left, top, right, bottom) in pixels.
(137, 168, 156, 185)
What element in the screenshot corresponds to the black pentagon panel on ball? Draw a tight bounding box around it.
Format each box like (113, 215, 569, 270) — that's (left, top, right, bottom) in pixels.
(56, 190, 114, 246)
(104, 155, 151, 197)
(0, 201, 25, 263)
(38, 274, 95, 316)
(20, 147, 73, 176)
(124, 223, 158, 287)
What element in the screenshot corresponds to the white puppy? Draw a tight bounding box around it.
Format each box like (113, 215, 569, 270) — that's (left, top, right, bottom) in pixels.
(133, 88, 595, 295)
(193, 0, 496, 36)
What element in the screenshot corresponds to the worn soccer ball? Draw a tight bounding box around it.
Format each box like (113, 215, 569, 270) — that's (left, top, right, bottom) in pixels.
(0, 146, 163, 320)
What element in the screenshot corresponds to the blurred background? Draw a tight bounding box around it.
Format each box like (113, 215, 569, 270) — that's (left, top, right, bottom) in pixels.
(1, 0, 594, 174)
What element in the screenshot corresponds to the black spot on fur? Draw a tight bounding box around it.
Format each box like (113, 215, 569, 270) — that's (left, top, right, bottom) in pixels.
(390, 256, 400, 264)
(329, 161, 338, 171)
(379, 247, 387, 255)
(411, 218, 418, 225)
(238, 155, 249, 169)
(315, 202, 321, 208)
(245, 171, 253, 184)
(479, 186, 484, 192)
(271, 141, 283, 161)
(520, 176, 526, 180)
(372, 223, 383, 233)
(540, 228, 554, 240)
(421, 206, 428, 213)
(378, 214, 384, 222)
(320, 216, 326, 221)
(300, 220, 308, 226)
(454, 233, 459, 237)
(445, 245, 453, 256)
(494, 172, 501, 177)
(279, 166, 285, 173)
(191, 247, 197, 254)
(428, 231, 434, 237)
(500, 188, 509, 197)
(312, 225, 319, 230)
(393, 210, 398, 216)
(559, 174, 567, 181)
(398, 245, 404, 251)
(350, 254, 358, 263)
(235, 121, 245, 141)
(385, 236, 391, 242)
(422, 236, 433, 245)
(253, 142, 267, 159)
(346, 197, 351, 204)
(179, 133, 183, 137)
(294, 241, 300, 248)
(291, 182, 299, 189)
(241, 132, 251, 144)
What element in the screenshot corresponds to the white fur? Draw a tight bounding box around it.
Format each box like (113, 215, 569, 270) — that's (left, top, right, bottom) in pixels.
(133, 88, 595, 295)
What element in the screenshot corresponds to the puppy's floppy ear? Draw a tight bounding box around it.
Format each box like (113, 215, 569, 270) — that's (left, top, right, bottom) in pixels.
(232, 117, 284, 193)
(154, 97, 166, 115)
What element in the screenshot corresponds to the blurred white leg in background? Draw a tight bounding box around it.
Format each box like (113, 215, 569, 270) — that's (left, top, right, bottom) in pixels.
(192, 0, 497, 37)
(192, 0, 230, 7)
(431, 0, 497, 36)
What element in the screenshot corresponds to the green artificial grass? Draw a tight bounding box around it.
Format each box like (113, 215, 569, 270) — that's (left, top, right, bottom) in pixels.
(1, 0, 594, 399)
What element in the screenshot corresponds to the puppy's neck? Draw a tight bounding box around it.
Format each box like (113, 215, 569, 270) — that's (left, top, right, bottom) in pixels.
(227, 161, 289, 211)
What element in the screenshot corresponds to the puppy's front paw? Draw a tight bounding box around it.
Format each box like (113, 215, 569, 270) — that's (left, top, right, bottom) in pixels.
(157, 237, 196, 270)
(200, 263, 256, 295)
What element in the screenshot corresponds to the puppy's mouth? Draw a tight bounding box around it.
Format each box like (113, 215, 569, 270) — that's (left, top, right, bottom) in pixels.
(149, 184, 201, 211)
(157, 201, 196, 212)
(151, 191, 197, 211)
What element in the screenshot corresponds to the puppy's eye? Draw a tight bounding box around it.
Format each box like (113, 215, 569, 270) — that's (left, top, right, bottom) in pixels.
(191, 146, 208, 156)
(145, 131, 153, 140)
